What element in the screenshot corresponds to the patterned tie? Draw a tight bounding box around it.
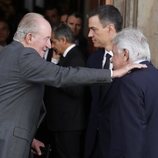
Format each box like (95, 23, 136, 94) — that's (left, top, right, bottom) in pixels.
(104, 53, 111, 69)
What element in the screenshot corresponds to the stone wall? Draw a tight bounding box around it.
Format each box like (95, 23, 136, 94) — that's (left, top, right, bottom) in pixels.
(114, 0, 158, 67)
(84, 0, 158, 66)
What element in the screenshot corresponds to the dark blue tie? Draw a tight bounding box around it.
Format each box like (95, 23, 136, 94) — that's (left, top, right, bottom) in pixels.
(104, 53, 111, 69)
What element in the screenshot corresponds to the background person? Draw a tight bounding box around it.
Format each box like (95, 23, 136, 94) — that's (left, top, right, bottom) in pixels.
(60, 12, 68, 24)
(44, 5, 60, 28)
(67, 12, 88, 60)
(0, 18, 10, 50)
(44, 23, 90, 158)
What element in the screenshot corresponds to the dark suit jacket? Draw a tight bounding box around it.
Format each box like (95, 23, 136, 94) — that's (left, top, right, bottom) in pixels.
(44, 46, 90, 131)
(75, 34, 89, 60)
(84, 49, 111, 158)
(105, 61, 158, 158)
(0, 41, 111, 158)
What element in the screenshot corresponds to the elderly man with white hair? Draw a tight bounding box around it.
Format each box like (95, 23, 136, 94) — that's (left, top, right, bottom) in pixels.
(102, 28, 158, 158)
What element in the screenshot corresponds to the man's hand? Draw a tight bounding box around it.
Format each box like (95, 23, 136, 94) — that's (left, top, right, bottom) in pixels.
(52, 50, 61, 60)
(31, 138, 45, 156)
(112, 63, 147, 78)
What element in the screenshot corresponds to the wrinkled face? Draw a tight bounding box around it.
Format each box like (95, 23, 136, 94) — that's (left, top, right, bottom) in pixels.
(28, 23, 52, 58)
(67, 15, 82, 37)
(51, 33, 65, 55)
(88, 15, 114, 49)
(112, 44, 128, 70)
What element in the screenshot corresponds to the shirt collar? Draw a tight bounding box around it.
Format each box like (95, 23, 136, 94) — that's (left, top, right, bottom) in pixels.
(63, 44, 76, 57)
(104, 50, 113, 57)
(133, 59, 148, 64)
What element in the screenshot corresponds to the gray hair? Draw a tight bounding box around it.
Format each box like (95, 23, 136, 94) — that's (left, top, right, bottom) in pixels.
(13, 13, 44, 41)
(113, 28, 151, 62)
(53, 23, 75, 43)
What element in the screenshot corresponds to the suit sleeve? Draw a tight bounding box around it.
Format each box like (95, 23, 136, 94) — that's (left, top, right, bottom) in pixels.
(58, 53, 86, 97)
(19, 48, 111, 87)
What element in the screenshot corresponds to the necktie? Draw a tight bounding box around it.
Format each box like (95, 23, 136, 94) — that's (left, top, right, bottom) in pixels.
(99, 53, 112, 106)
(104, 53, 111, 69)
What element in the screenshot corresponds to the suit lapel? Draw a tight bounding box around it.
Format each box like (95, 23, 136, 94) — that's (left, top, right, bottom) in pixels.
(58, 46, 75, 66)
(58, 56, 65, 66)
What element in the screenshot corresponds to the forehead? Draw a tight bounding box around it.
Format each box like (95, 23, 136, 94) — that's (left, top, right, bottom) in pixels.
(61, 15, 68, 19)
(67, 16, 82, 24)
(112, 44, 119, 53)
(51, 32, 59, 41)
(38, 21, 52, 37)
(88, 15, 102, 27)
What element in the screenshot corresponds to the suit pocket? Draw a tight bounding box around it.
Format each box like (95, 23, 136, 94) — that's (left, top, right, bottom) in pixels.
(13, 127, 31, 142)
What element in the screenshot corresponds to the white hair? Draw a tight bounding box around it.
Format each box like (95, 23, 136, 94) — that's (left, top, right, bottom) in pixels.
(113, 28, 151, 62)
(13, 13, 45, 41)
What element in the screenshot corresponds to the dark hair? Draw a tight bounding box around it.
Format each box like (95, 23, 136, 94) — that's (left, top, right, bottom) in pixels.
(53, 23, 75, 43)
(68, 12, 82, 20)
(89, 5, 123, 32)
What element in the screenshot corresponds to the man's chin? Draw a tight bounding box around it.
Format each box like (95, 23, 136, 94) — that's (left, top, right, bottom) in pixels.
(93, 43, 99, 47)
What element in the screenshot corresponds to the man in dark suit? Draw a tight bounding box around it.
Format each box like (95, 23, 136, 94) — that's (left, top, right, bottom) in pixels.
(104, 28, 158, 158)
(85, 5, 123, 158)
(43, 23, 90, 158)
(0, 12, 145, 158)
(67, 12, 89, 60)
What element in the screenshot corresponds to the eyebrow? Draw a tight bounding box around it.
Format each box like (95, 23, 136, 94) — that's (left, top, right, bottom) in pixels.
(89, 26, 98, 30)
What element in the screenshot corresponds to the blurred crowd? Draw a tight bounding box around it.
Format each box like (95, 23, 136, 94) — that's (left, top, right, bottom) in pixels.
(0, 0, 89, 58)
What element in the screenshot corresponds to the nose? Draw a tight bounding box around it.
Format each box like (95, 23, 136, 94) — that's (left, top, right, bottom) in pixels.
(71, 27, 75, 34)
(47, 39, 51, 49)
(88, 30, 93, 37)
(74, 24, 78, 30)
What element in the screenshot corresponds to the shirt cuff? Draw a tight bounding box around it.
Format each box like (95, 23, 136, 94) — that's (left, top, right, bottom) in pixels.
(110, 69, 113, 77)
(51, 58, 59, 64)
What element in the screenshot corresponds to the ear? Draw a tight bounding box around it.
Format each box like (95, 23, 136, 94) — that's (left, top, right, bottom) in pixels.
(123, 49, 129, 62)
(107, 23, 115, 32)
(25, 33, 33, 44)
(60, 36, 67, 44)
